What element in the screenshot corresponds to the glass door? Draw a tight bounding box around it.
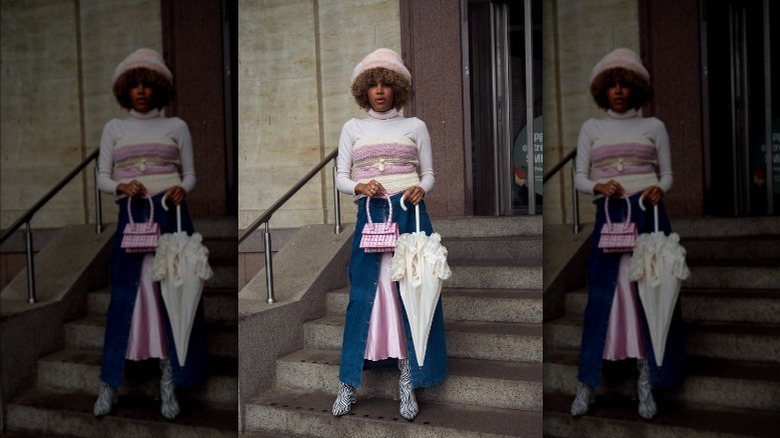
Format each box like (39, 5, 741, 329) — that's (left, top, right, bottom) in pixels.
(702, 0, 777, 215)
(466, 0, 542, 215)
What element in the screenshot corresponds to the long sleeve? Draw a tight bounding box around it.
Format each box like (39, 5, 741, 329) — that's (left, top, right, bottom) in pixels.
(653, 121, 673, 194)
(336, 120, 359, 195)
(97, 121, 120, 195)
(415, 121, 435, 194)
(574, 120, 597, 195)
(176, 121, 196, 193)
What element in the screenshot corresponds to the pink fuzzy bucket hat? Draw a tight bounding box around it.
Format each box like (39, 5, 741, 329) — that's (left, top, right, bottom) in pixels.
(589, 48, 649, 85)
(351, 48, 411, 84)
(112, 48, 172, 85)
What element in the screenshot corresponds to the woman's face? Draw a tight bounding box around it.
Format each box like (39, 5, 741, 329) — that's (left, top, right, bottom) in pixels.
(606, 82, 632, 113)
(129, 82, 155, 113)
(367, 80, 394, 112)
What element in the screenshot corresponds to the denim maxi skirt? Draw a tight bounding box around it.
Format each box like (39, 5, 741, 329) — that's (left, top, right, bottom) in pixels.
(577, 193, 686, 389)
(100, 193, 209, 389)
(339, 193, 448, 388)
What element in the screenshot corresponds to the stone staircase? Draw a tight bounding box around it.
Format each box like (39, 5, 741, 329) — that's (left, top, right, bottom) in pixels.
(244, 216, 544, 437)
(543, 217, 780, 437)
(4, 219, 238, 437)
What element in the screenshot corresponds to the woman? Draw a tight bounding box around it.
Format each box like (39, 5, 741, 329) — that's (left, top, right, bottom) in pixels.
(571, 48, 686, 419)
(94, 48, 208, 419)
(332, 48, 448, 420)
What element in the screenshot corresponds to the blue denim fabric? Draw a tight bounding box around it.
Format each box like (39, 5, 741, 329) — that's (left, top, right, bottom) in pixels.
(339, 193, 448, 388)
(100, 193, 209, 389)
(577, 193, 686, 389)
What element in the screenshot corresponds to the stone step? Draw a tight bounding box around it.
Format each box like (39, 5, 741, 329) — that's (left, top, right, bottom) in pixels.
(544, 349, 780, 411)
(275, 348, 542, 412)
(37, 349, 237, 405)
(681, 235, 780, 262)
(684, 263, 780, 290)
(197, 237, 238, 266)
(5, 386, 237, 437)
(544, 316, 780, 363)
(303, 315, 542, 363)
(64, 315, 237, 359)
(204, 264, 238, 290)
(446, 262, 543, 290)
(326, 287, 543, 324)
(672, 216, 780, 239)
(87, 287, 237, 322)
(543, 391, 780, 438)
(442, 236, 542, 263)
(433, 215, 543, 238)
(244, 386, 542, 438)
(563, 288, 780, 324)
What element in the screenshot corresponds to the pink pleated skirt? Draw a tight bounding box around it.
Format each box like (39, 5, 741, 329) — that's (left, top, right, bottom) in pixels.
(125, 253, 168, 361)
(603, 253, 646, 361)
(364, 252, 408, 361)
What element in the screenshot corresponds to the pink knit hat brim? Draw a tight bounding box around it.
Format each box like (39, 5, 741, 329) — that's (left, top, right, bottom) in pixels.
(112, 48, 172, 85)
(589, 48, 649, 85)
(351, 48, 411, 84)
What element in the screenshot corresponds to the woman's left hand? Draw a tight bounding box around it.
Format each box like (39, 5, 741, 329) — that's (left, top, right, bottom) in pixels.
(163, 186, 187, 206)
(641, 185, 664, 206)
(402, 186, 426, 205)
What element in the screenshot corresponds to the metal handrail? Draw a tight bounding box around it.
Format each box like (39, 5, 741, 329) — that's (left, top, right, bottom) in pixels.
(0, 148, 104, 303)
(239, 149, 342, 304)
(543, 149, 581, 234)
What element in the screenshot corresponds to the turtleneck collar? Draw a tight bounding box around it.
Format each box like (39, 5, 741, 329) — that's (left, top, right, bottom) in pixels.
(607, 108, 637, 119)
(368, 108, 399, 120)
(130, 108, 161, 120)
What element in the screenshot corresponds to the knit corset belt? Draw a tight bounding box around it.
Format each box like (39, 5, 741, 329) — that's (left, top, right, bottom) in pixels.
(113, 136, 183, 195)
(590, 137, 660, 195)
(352, 136, 421, 195)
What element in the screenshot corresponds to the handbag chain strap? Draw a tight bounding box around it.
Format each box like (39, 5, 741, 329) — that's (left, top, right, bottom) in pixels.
(604, 194, 631, 225)
(126, 195, 154, 226)
(365, 194, 393, 224)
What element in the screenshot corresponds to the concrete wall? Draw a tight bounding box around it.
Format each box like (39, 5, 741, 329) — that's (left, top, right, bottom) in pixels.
(238, 0, 401, 230)
(1, 0, 162, 230)
(543, 0, 639, 225)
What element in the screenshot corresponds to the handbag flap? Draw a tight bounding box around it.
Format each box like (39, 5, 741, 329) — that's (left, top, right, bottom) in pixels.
(362, 222, 398, 235)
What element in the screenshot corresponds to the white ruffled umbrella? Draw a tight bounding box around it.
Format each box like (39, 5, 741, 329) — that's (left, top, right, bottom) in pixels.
(389, 198, 451, 367)
(152, 196, 213, 366)
(629, 197, 690, 366)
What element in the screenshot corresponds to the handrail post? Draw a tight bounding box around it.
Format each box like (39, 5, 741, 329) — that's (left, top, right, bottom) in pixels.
(25, 221, 37, 304)
(332, 160, 342, 234)
(571, 163, 581, 234)
(263, 222, 275, 304)
(94, 164, 103, 234)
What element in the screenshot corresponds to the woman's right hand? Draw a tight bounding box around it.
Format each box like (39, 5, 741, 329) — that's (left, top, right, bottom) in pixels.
(117, 180, 147, 198)
(594, 180, 624, 197)
(355, 180, 385, 197)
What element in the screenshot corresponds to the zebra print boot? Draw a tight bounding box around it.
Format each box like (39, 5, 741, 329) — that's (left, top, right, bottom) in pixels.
(570, 381, 595, 416)
(637, 358, 657, 419)
(398, 358, 419, 420)
(93, 381, 118, 416)
(160, 359, 180, 420)
(331, 382, 357, 416)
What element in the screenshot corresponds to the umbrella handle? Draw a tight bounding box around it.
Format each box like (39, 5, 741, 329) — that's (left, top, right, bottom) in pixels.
(161, 195, 182, 233)
(399, 196, 421, 233)
(638, 195, 660, 233)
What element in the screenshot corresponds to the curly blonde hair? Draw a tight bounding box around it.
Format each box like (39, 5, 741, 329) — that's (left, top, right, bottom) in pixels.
(590, 67, 652, 110)
(113, 67, 174, 110)
(351, 67, 410, 111)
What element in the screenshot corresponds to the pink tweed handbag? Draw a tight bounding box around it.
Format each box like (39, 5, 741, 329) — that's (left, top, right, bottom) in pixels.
(120, 195, 160, 253)
(598, 195, 638, 253)
(359, 194, 399, 253)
